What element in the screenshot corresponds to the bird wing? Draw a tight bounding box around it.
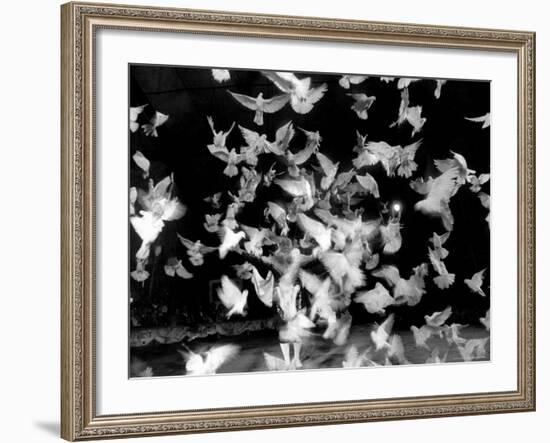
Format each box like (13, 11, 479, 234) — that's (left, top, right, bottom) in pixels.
(308, 83, 328, 104)
(274, 177, 310, 197)
(298, 270, 323, 295)
(205, 344, 240, 373)
(207, 144, 229, 162)
(132, 150, 150, 174)
(228, 91, 258, 111)
(356, 173, 380, 198)
(296, 213, 331, 250)
(177, 234, 198, 250)
(372, 265, 401, 287)
(238, 124, 261, 147)
(403, 139, 422, 160)
(251, 267, 274, 307)
(316, 152, 338, 177)
(217, 276, 243, 309)
(428, 167, 460, 203)
(263, 93, 290, 113)
(429, 306, 453, 326)
(409, 177, 433, 195)
(130, 104, 147, 122)
(465, 113, 489, 123)
(348, 75, 368, 85)
(262, 71, 295, 93)
(274, 121, 295, 148)
(470, 268, 486, 287)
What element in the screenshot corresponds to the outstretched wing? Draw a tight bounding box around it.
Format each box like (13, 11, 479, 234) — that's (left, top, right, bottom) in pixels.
(228, 91, 258, 111)
(217, 276, 243, 310)
(263, 94, 290, 113)
(372, 265, 401, 287)
(262, 71, 295, 93)
(427, 167, 460, 203)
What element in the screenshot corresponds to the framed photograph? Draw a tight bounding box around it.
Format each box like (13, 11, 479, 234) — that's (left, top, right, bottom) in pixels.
(61, 2, 536, 440)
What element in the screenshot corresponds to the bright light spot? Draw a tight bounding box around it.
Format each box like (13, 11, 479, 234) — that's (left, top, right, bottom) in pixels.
(393, 203, 401, 212)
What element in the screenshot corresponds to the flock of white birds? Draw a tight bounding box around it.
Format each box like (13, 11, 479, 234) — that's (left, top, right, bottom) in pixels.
(129, 68, 490, 376)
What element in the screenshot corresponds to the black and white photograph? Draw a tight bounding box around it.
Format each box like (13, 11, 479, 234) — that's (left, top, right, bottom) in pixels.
(128, 64, 491, 378)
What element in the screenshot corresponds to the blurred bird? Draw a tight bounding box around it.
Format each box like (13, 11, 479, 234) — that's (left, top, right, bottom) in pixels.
(299, 270, 336, 321)
(434, 79, 447, 99)
(323, 312, 352, 345)
(410, 325, 433, 349)
(468, 173, 490, 193)
(429, 231, 451, 260)
(464, 269, 487, 297)
(142, 111, 169, 137)
(424, 306, 452, 330)
(251, 266, 275, 307)
(428, 248, 456, 289)
(316, 152, 339, 190)
(264, 201, 289, 235)
(442, 323, 468, 345)
(218, 226, 246, 259)
(435, 151, 475, 187)
(217, 275, 249, 318)
(396, 139, 422, 178)
(478, 192, 490, 224)
(130, 104, 147, 132)
(228, 91, 289, 126)
(380, 217, 402, 254)
(465, 112, 490, 129)
(412, 167, 460, 231)
(130, 211, 165, 260)
(164, 257, 193, 279)
(354, 282, 395, 315)
(390, 88, 426, 136)
(179, 344, 240, 375)
(457, 338, 489, 362)
(397, 78, 420, 89)
(355, 173, 380, 198)
(370, 314, 395, 351)
(339, 74, 368, 89)
(132, 150, 150, 179)
(203, 213, 222, 233)
(347, 93, 376, 119)
(387, 334, 409, 365)
(479, 310, 490, 331)
(296, 213, 332, 252)
(207, 115, 235, 151)
(204, 192, 223, 209)
(211, 68, 231, 83)
(129, 187, 137, 215)
(263, 71, 328, 114)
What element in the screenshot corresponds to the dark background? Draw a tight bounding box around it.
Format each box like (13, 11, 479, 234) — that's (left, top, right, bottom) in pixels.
(129, 64, 490, 331)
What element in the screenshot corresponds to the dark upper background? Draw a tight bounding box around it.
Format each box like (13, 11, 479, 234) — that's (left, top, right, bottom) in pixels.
(129, 64, 490, 329)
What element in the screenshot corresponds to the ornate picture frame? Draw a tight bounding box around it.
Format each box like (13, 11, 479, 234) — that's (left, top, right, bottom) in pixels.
(61, 2, 535, 440)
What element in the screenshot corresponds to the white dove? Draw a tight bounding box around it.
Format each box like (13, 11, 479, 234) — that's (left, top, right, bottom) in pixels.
(132, 150, 150, 178)
(434, 79, 447, 99)
(478, 192, 490, 224)
(296, 213, 332, 252)
(180, 344, 240, 375)
(316, 152, 339, 190)
(228, 91, 289, 125)
(370, 314, 395, 351)
(129, 104, 147, 132)
(467, 173, 490, 193)
(274, 176, 314, 211)
(387, 334, 409, 365)
(164, 257, 193, 279)
(262, 71, 328, 114)
(397, 78, 420, 89)
(218, 226, 245, 259)
(380, 218, 402, 254)
(428, 248, 455, 289)
(396, 139, 422, 178)
(410, 325, 433, 349)
(347, 93, 376, 119)
(320, 239, 365, 293)
(412, 167, 460, 231)
(298, 270, 335, 321)
(429, 231, 451, 260)
(353, 141, 401, 176)
(354, 282, 395, 315)
(464, 268, 487, 296)
(129, 187, 137, 215)
(323, 312, 352, 346)
(434, 151, 475, 187)
(479, 310, 490, 331)
(264, 201, 289, 235)
(424, 306, 452, 330)
(457, 338, 489, 362)
(211, 68, 230, 83)
(207, 115, 235, 151)
(141, 111, 169, 137)
(130, 211, 165, 260)
(251, 266, 275, 308)
(217, 275, 248, 318)
(442, 323, 468, 345)
(465, 112, 490, 129)
(355, 173, 380, 198)
(339, 74, 368, 89)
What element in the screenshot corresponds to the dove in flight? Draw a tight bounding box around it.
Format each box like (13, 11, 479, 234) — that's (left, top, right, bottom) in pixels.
(129, 187, 137, 216)
(457, 338, 489, 362)
(412, 167, 460, 231)
(262, 71, 328, 114)
(130, 259, 150, 283)
(465, 112, 490, 129)
(342, 345, 375, 368)
(410, 325, 433, 349)
(228, 91, 289, 126)
(177, 236, 217, 266)
(207, 146, 244, 177)
(441, 323, 468, 345)
(130, 104, 147, 132)
(207, 115, 235, 151)
(240, 224, 271, 256)
(320, 238, 366, 293)
(296, 213, 332, 252)
(353, 141, 401, 176)
(274, 175, 315, 211)
(396, 139, 422, 178)
(347, 93, 376, 119)
(217, 275, 248, 318)
(264, 201, 289, 235)
(424, 306, 452, 330)
(380, 77, 395, 83)
(218, 226, 246, 259)
(464, 268, 487, 296)
(429, 231, 451, 260)
(479, 310, 490, 331)
(211, 68, 230, 83)
(428, 248, 455, 289)
(180, 344, 240, 375)
(299, 270, 336, 322)
(251, 266, 275, 307)
(316, 152, 339, 190)
(354, 282, 395, 315)
(467, 173, 490, 193)
(370, 313, 395, 351)
(323, 312, 352, 346)
(380, 218, 402, 254)
(132, 150, 150, 178)
(387, 334, 409, 365)
(478, 192, 490, 224)
(355, 173, 380, 198)
(390, 88, 426, 136)
(263, 352, 295, 371)
(130, 211, 165, 260)
(435, 151, 475, 187)
(339, 74, 368, 89)
(142, 111, 169, 137)
(164, 257, 193, 279)
(434, 79, 447, 99)
(203, 213, 222, 233)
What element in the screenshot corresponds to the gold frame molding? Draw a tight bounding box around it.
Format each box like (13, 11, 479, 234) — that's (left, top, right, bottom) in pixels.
(61, 1, 536, 440)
